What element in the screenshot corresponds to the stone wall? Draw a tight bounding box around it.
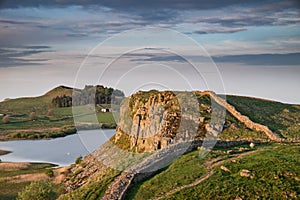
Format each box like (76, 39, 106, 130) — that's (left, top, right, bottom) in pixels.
(197, 91, 283, 141)
(101, 139, 252, 200)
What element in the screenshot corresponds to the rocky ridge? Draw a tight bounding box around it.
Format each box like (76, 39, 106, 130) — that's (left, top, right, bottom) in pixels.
(61, 90, 287, 199)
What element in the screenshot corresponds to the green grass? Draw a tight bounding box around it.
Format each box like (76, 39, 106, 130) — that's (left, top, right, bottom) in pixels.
(125, 145, 255, 199)
(227, 95, 300, 139)
(0, 86, 73, 116)
(0, 163, 58, 200)
(0, 86, 117, 140)
(163, 143, 300, 199)
(0, 116, 74, 130)
(74, 112, 116, 124)
(126, 151, 209, 199)
(0, 163, 56, 178)
(58, 168, 120, 200)
(124, 143, 300, 200)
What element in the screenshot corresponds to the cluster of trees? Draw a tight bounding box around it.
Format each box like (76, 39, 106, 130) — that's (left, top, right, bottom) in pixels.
(52, 85, 124, 107)
(52, 95, 72, 108)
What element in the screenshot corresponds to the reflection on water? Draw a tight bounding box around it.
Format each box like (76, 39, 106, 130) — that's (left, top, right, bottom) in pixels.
(0, 129, 115, 166)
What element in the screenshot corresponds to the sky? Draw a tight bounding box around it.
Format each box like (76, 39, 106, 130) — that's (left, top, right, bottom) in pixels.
(0, 0, 299, 103)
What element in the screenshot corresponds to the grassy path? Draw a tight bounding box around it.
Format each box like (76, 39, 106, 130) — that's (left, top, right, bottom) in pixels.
(152, 149, 260, 200)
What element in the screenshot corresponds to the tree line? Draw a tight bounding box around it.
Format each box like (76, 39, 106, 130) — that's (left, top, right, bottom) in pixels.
(52, 85, 124, 107)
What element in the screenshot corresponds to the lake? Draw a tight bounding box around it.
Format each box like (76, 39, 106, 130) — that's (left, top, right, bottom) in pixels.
(0, 129, 115, 166)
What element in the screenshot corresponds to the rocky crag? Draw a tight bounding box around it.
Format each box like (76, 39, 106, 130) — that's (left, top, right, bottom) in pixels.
(60, 90, 288, 200)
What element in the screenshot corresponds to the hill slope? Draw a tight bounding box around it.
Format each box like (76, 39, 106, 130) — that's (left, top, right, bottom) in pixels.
(0, 85, 119, 140)
(59, 90, 300, 200)
(0, 85, 73, 115)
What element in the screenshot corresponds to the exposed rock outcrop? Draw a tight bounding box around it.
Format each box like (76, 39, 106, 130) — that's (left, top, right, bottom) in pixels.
(114, 91, 202, 152)
(240, 169, 255, 179)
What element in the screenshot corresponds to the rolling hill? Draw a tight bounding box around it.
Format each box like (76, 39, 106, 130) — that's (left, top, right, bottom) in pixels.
(0, 85, 120, 140)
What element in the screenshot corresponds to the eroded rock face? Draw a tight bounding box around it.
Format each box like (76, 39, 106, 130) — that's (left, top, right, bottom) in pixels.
(113, 91, 203, 152)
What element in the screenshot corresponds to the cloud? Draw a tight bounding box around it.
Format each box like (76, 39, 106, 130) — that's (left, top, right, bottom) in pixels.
(194, 27, 247, 34)
(0, 46, 52, 67)
(0, 0, 298, 11)
(131, 55, 186, 62)
(23, 45, 51, 49)
(0, 19, 39, 25)
(128, 51, 300, 66)
(189, 13, 300, 28)
(0, 0, 298, 47)
(213, 53, 300, 66)
(65, 33, 88, 37)
(0, 0, 255, 10)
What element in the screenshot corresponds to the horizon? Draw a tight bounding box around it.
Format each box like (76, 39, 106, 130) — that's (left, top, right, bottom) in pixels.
(1, 83, 297, 105)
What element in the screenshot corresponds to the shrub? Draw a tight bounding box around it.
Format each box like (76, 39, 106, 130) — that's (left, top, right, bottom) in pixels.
(29, 112, 37, 120)
(17, 180, 57, 200)
(75, 155, 82, 164)
(2, 115, 10, 124)
(45, 168, 54, 177)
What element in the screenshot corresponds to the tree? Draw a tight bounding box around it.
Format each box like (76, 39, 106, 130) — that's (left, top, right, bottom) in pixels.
(17, 180, 57, 200)
(2, 115, 10, 124)
(29, 112, 36, 120)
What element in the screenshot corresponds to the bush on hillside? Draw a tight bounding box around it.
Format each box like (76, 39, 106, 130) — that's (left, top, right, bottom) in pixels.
(17, 180, 57, 200)
(29, 112, 37, 120)
(2, 115, 10, 123)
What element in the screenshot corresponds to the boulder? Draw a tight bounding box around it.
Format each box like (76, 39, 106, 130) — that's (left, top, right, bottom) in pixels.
(240, 169, 255, 179)
(220, 165, 230, 172)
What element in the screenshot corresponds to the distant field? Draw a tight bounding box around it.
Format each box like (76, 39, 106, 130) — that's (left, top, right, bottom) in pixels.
(0, 87, 118, 140)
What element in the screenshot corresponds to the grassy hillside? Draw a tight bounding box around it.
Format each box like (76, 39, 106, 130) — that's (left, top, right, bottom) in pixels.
(0, 86, 117, 140)
(126, 143, 300, 199)
(0, 86, 73, 115)
(57, 91, 300, 200)
(0, 162, 61, 200)
(227, 95, 300, 139)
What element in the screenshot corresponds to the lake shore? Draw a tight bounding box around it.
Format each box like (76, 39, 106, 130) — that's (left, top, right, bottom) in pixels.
(0, 124, 116, 142)
(0, 129, 115, 166)
(0, 149, 11, 156)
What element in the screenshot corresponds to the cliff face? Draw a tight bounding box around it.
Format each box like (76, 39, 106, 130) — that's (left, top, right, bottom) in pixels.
(113, 91, 205, 152)
(112, 89, 282, 153)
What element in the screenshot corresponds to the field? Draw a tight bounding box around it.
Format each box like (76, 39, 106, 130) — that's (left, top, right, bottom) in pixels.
(0, 162, 64, 200)
(0, 86, 117, 141)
